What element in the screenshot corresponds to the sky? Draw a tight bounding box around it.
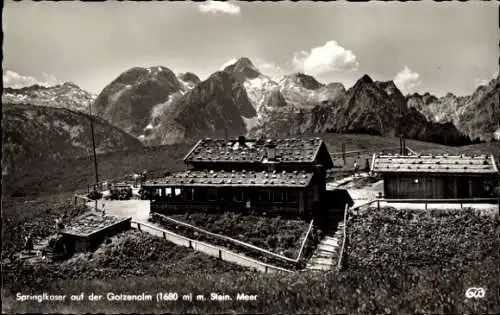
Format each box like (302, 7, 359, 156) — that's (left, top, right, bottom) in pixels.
(3, 1, 499, 96)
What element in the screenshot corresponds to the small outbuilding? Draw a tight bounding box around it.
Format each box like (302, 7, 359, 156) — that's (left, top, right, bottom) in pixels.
(371, 154, 499, 200)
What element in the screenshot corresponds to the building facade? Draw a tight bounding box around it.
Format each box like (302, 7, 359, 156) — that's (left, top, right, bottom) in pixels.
(371, 154, 499, 200)
(141, 136, 336, 219)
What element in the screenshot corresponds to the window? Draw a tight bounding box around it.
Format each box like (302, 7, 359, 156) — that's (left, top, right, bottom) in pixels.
(259, 190, 271, 202)
(273, 191, 284, 202)
(234, 190, 244, 202)
(286, 190, 297, 203)
(207, 189, 218, 201)
(184, 188, 194, 201)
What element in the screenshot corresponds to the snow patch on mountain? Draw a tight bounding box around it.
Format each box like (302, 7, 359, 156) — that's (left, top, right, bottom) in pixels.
(2, 82, 96, 113)
(243, 75, 279, 111)
(494, 128, 500, 141)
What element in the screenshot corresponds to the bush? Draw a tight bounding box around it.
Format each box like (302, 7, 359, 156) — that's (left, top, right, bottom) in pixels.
(150, 212, 321, 270)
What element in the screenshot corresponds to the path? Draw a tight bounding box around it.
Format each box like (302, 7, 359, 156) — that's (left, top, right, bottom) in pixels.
(87, 199, 150, 222)
(306, 173, 380, 271)
(306, 220, 344, 271)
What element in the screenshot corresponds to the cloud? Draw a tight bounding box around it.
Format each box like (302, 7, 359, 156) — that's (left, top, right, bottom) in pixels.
(393, 66, 421, 94)
(220, 58, 237, 70)
(260, 62, 282, 73)
(292, 40, 359, 76)
(474, 78, 490, 87)
(198, 1, 241, 15)
(474, 70, 498, 87)
(3, 70, 60, 89)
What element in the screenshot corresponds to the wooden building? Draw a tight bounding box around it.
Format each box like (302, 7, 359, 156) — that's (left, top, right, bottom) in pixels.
(58, 213, 131, 256)
(142, 136, 338, 219)
(371, 154, 499, 200)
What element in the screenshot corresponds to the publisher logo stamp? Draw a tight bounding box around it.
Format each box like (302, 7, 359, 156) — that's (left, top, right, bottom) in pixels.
(465, 287, 485, 299)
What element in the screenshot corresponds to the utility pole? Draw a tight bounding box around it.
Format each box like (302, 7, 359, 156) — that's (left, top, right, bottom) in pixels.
(88, 100, 99, 188)
(342, 143, 346, 165)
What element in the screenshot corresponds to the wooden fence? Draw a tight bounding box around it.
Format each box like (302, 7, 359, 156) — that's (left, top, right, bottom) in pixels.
(331, 146, 415, 158)
(132, 220, 293, 274)
(378, 198, 499, 210)
(74, 194, 99, 211)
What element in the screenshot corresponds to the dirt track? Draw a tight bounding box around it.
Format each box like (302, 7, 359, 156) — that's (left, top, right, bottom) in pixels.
(88, 200, 150, 222)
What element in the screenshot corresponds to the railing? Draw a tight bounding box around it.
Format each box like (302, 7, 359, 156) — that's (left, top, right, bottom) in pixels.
(295, 218, 315, 262)
(331, 146, 402, 157)
(379, 198, 499, 210)
(331, 146, 418, 160)
(74, 194, 98, 210)
(405, 147, 417, 155)
(74, 194, 106, 214)
(153, 213, 314, 264)
(336, 203, 349, 271)
(131, 220, 293, 274)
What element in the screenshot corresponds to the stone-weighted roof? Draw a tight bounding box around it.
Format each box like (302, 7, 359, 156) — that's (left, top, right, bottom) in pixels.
(143, 169, 314, 188)
(183, 137, 325, 164)
(371, 154, 499, 174)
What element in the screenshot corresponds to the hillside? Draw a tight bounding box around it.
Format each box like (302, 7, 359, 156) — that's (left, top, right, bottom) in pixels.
(2, 82, 96, 113)
(1, 104, 143, 186)
(5, 132, 498, 199)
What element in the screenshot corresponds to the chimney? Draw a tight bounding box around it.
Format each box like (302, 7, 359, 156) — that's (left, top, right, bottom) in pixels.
(265, 139, 276, 160)
(238, 135, 247, 147)
(400, 135, 403, 155)
(403, 135, 406, 156)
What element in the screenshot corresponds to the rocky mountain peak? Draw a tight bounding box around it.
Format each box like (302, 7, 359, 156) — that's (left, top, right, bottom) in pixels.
(223, 57, 261, 81)
(178, 72, 200, 85)
(289, 73, 324, 90)
(357, 74, 374, 85)
(92, 65, 184, 137)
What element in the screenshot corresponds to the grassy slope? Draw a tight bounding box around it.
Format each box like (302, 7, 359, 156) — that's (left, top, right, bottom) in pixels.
(1, 134, 499, 314)
(4, 133, 498, 198)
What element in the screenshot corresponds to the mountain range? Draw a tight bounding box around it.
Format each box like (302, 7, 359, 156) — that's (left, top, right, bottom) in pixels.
(2, 59, 498, 166)
(2, 82, 96, 113)
(89, 57, 498, 145)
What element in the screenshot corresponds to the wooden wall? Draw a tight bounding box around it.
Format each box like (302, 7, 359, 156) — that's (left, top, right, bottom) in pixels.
(383, 174, 497, 199)
(149, 185, 315, 219)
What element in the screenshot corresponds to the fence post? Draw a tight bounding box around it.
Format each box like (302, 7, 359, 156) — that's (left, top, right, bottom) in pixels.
(377, 199, 380, 211)
(265, 266, 268, 273)
(189, 240, 192, 248)
(219, 249, 222, 259)
(163, 231, 166, 239)
(425, 202, 428, 210)
(138, 224, 142, 232)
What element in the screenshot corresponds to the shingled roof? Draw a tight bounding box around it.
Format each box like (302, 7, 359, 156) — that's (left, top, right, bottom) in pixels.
(142, 170, 314, 188)
(183, 137, 331, 165)
(371, 154, 499, 174)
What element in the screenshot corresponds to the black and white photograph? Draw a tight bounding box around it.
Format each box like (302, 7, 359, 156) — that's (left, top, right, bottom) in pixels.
(2, 1, 499, 314)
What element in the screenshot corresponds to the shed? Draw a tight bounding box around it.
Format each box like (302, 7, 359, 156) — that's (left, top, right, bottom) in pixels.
(59, 213, 131, 256)
(371, 154, 499, 200)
